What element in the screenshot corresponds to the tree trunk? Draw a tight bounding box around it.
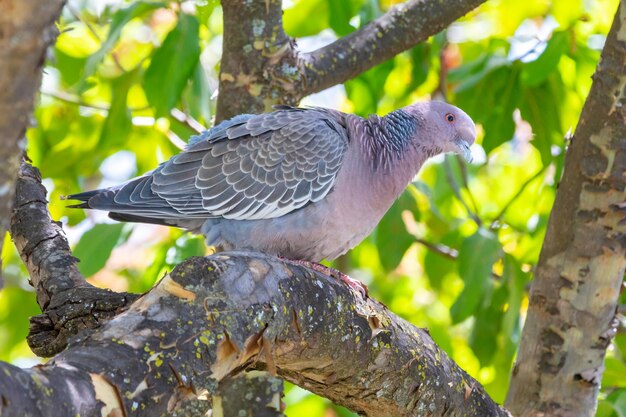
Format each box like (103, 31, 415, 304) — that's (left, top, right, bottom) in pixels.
(0, 0, 65, 285)
(505, 4, 626, 416)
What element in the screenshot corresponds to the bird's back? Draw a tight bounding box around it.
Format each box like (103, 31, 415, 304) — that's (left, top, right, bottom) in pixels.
(68, 106, 352, 231)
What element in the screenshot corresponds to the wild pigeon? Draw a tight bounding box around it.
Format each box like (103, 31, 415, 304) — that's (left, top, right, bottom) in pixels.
(68, 102, 475, 271)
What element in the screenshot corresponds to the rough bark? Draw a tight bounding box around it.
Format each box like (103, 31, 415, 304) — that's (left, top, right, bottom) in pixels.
(300, 0, 487, 94)
(505, 5, 626, 416)
(11, 163, 139, 357)
(217, 0, 297, 121)
(0, 0, 64, 285)
(0, 253, 510, 417)
(216, 0, 487, 120)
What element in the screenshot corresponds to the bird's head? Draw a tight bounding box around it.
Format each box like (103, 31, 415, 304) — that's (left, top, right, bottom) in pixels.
(404, 101, 476, 162)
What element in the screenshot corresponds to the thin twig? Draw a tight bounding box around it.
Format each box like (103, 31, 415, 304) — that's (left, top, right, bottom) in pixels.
(413, 237, 502, 280)
(42, 89, 204, 150)
(490, 168, 546, 229)
(443, 157, 482, 227)
(42, 89, 152, 112)
(415, 238, 458, 260)
(455, 154, 481, 216)
(165, 129, 188, 150)
(66, 3, 126, 72)
(170, 108, 206, 134)
(42, 89, 111, 111)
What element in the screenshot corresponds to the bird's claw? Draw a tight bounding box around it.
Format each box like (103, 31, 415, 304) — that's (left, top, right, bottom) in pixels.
(286, 259, 368, 298)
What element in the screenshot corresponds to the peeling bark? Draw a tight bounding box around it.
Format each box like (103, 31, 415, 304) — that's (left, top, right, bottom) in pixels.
(0, 0, 64, 285)
(0, 254, 510, 417)
(505, 5, 626, 416)
(216, 0, 487, 120)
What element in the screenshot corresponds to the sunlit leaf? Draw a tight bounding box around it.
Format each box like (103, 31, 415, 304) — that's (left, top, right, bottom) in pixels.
(144, 13, 200, 117)
(183, 61, 212, 123)
(519, 75, 564, 166)
(376, 191, 418, 272)
(423, 231, 460, 290)
(74, 224, 128, 277)
(0, 285, 40, 362)
(605, 389, 626, 417)
(83, 2, 164, 83)
(451, 229, 501, 323)
(604, 357, 626, 388)
(501, 255, 528, 342)
(521, 31, 568, 87)
(451, 48, 520, 153)
(327, 0, 355, 36)
(345, 59, 394, 115)
(283, 0, 328, 37)
(100, 70, 136, 148)
(470, 283, 507, 366)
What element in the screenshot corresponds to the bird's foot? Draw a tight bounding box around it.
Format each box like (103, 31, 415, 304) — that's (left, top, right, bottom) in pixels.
(287, 259, 368, 298)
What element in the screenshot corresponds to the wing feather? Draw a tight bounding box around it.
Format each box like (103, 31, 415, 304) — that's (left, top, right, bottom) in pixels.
(142, 107, 350, 221)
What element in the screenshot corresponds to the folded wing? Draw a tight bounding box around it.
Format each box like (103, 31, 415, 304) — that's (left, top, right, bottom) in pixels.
(71, 107, 350, 223)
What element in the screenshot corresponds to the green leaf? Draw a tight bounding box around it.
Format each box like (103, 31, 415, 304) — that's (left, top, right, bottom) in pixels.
(100, 70, 136, 148)
(423, 231, 460, 290)
(183, 61, 212, 123)
(327, 0, 354, 36)
(83, 2, 164, 83)
(283, 0, 329, 37)
(606, 389, 626, 417)
(408, 43, 432, 90)
(449, 40, 525, 154)
(501, 255, 528, 342)
(144, 13, 200, 117)
(0, 285, 40, 361)
(595, 400, 618, 417)
(165, 234, 206, 267)
(470, 283, 507, 366)
(519, 75, 564, 166)
(450, 229, 501, 324)
(55, 47, 88, 88)
(521, 31, 568, 87)
(604, 357, 626, 388)
(74, 223, 127, 277)
(615, 333, 626, 362)
(345, 59, 394, 115)
(357, 0, 381, 26)
(375, 191, 419, 272)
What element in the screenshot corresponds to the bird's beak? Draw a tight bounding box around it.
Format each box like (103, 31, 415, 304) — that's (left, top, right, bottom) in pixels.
(454, 138, 473, 163)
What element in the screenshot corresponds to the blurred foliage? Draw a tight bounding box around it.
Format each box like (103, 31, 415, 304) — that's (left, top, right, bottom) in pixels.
(0, 0, 623, 415)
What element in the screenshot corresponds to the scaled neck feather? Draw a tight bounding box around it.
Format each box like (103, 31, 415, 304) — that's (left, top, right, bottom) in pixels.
(360, 109, 437, 172)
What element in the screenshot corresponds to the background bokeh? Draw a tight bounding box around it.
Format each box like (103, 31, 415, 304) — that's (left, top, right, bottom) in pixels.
(1, 0, 624, 415)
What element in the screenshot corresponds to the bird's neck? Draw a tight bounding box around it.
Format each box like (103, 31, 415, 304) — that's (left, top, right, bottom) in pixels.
(349, 111, 429, 201)
(359, 110, 417, 171)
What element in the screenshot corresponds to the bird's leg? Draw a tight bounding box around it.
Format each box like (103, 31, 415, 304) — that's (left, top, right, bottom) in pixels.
(286, 259, 368, 298)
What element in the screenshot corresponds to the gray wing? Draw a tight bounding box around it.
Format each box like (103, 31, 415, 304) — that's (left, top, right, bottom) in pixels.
(86, 107, 350, 222)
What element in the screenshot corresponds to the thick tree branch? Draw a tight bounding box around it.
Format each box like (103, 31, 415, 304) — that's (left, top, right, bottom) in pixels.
(505, 5, 626, 416)
(10, 162, 138, 357)
(0, 253, 510, 417)
(301, 0, 487, 95)
(216, 0, 487, 120)
(0, 0, 65, 285)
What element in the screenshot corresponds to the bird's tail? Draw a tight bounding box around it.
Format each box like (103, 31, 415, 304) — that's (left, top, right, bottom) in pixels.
(65, 177, 184, 226)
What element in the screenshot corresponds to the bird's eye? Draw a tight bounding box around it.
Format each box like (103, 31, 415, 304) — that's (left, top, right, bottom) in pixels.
(445, 113, 455, 123)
